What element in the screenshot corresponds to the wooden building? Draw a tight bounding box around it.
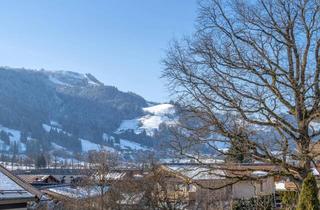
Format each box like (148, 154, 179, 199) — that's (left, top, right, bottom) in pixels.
(18, 175, 60, 188)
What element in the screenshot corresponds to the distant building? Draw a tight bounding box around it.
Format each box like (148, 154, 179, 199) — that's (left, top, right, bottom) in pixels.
(18, 175, 61, 188)
(0, 164, 41, 210)
(158, 163, 276, 210)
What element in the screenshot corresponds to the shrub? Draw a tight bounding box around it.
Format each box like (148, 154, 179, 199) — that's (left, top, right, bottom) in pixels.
(297, 172, 319, 210)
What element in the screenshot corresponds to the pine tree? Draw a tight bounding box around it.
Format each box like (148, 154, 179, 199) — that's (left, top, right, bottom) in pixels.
(297, 172, 319, 210)
(35, 153, 47, 169)
(20, 131, 28, 144)
(0, 131, 10, 144)
(226, 129, 255, 163)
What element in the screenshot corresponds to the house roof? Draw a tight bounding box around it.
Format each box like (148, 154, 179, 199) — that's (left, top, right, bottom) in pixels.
(0, 164, 42, 204)
(163, 165, 226, 180)
(104, 172, 127, 180)
(160, 163, 281, 181)
(91, 170, 146, 182)
(221, 164, 280, 178)
(18, 175, 60, 184)
(44, 185, 107, 200)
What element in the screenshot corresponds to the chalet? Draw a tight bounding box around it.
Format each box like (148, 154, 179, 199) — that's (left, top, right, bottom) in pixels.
(158, 163, 276, 210)
(43, 185, 108, 209)
(18, 175, 60, 188)
(91, 169, 146, 185)
(41, 169, 146, 209)
(53, 174, 87, 184)
(0, 164, 42, 210)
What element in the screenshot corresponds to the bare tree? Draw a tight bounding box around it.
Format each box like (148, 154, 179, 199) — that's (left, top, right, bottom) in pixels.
(84, 150, 119, 210)
(163, 0, 320, 185)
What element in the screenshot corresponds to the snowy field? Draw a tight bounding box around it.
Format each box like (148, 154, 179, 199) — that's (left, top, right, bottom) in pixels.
(117, 103, 176, 136)
(119, 139, 149, 151)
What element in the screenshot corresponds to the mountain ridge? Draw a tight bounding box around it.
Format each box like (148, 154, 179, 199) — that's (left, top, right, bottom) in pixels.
(0, 67, 175, 161)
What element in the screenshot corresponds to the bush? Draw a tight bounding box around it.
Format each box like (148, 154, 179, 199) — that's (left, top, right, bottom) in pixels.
(280, 191, 298, 209)
(297, 172, 319, 210)
(232, 195, 273, 210)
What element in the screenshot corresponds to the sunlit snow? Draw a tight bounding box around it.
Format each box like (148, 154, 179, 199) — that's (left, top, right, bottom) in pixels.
(80, 139, 115, 153)
(117, 103, 176, 136)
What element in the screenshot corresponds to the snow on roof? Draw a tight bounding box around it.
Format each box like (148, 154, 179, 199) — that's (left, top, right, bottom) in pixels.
(0, 171, 26, 191)
(251, 171, 268, 177)
(312, 167, 320, 176)
(47, 185, 105, 199)
(0, 165, 40, 200)
(166, 165, 226, 180)
(275, 181, 286, 191)
(160, 158, 224, 164)
(94, 172, 126, 181)
(19, 175, 59, 183)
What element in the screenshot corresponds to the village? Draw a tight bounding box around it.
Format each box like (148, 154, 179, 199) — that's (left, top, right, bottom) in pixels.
(0, 149, 318, 210)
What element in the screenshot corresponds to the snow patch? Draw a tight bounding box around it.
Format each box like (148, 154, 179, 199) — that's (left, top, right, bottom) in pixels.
(251, 171, 268, 177)
(312, 167, 320, 176)
(42, 124, 52, 132)
(42, 123, 71, 136)
(80, 139, 115, 153)
(0, 125, 21, 142)
(0, 125, 25, 152)
(51, 143, 66, 150)
(117, 119, 140, 133)
(47, 186, 104, 199)
(49, 75, 72, 86)
(119, 139, 149, 151)
(275, 181, 286, 191)
(50, 121, 61, 128)
(143, 104, 175, 115)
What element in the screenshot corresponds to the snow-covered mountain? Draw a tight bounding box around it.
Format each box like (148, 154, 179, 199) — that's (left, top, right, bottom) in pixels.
(0, 67, 176, 160)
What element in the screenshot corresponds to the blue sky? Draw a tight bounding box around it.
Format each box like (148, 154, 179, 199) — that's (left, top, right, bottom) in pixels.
(0, 0, 198, 102)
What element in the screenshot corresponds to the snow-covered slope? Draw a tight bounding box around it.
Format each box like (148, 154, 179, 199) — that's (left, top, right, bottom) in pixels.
(118, 139, 150, 151)
(47, 70, 103, 87)
(0, 125, 26, 153)
(80, 139, 115, 153)
(116, 103, 176, 136)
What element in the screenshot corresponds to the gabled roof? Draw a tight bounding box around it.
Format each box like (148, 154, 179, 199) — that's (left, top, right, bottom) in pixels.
(160, 163, 280, 181)
(18, 175, 60, 184)
(162, 164, 226, 181)
(0, 164, 42, 204)
(44, 185, 107, 200)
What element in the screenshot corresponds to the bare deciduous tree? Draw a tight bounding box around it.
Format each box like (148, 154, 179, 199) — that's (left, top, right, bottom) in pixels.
(84, 150, 119, 210)
(163, 0, 320, 185)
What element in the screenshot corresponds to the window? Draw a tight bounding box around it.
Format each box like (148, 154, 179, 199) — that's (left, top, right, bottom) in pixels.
(260, 180, 264, 192)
